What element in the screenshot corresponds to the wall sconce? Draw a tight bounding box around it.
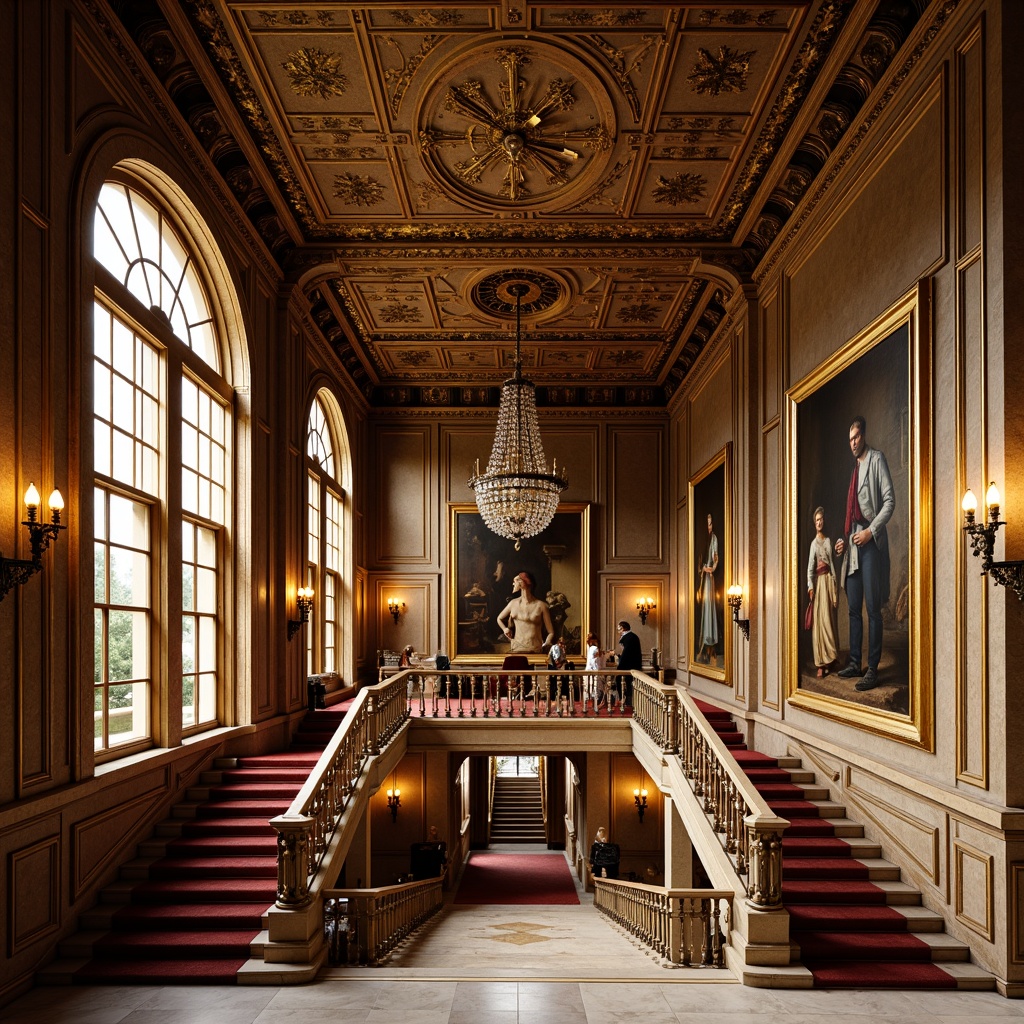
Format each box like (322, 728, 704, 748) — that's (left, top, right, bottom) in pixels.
(386, 777, 401, 822)
(636, 597, 655, 626)
(387, 597, 405, 624)
(726, 584, 750, 641)
(633, 784, 648, 824)
(962, 483, 1024, 601)
(0, 483, 66, 602)
(287, 586, 314, 641)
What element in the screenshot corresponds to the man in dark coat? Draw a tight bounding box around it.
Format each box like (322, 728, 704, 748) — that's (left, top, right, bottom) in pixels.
(616, 620, 642, 706)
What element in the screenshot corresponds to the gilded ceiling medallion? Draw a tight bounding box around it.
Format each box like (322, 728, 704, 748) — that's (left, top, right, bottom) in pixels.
(417, 39, 615, 212)
(473, 268, 565, 319)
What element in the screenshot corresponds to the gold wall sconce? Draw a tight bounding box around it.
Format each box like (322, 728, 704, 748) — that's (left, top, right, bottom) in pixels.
(636, 597, 656, 626)
(386, 777, 401, 822)
(633, 783, 648, 824)
(726, 584, 750, 641)
(0, 483, 66, 602)
(287, 586, 314, 641)
(387, 597, 405, 624)
(962, 483, 1024, 601)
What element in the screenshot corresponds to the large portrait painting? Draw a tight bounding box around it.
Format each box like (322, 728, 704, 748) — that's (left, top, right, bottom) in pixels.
(786, 283, 932, 749)
(688, 447, 730, 684)
(448, 503, 590, 665)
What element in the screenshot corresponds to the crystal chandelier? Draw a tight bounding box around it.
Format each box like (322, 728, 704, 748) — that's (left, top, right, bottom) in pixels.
(468, 282, 568, 550)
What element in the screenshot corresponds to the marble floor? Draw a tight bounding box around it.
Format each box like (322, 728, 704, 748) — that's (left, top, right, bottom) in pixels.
(3, 850, 1021, 1024)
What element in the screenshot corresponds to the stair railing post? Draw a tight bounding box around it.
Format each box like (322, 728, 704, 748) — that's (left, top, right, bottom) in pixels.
(744, 815, 785, 909)
(272, 814, 315, 907)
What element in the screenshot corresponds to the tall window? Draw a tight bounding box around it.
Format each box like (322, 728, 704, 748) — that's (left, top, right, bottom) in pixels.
(92, 177, 232, 757)
(305, 392, 348, 678)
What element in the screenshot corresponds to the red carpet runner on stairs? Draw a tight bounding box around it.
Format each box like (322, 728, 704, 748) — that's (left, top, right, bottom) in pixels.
(70, 709, 346, 984)
(693, 699, 958, 990)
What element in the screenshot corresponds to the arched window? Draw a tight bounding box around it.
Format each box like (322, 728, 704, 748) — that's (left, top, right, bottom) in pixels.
(91, 176, 234, 757)
(305, 390, 350, 680)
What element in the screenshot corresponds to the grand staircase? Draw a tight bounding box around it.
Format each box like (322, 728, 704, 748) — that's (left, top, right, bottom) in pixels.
(41, 709, 345, 985)
(694, 700, 993, 990)
(489, 776, 547, 844)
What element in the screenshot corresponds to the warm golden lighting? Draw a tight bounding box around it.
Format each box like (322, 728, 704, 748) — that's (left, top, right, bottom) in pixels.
(2, 479, 67, 601)
(387, 597, 405, 624)
(288, 586, 315, 641)
(962, 480, 1024, 600)
(636, 597, 656, 626)
(727, 584, 750, 641)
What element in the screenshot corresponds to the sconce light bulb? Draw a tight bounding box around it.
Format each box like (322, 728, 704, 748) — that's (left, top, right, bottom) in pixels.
(727, 584, 742, 599)
(24, 482, 40, 509)
(394, 788, 400, 797)
(961, 489, 977, 515)
(641, 788, 648, 798)
(49, 488, 64, 511)
(633, 787, 639, 797)
(986, 481, 1001, 508)
(386, 788, 393, 798)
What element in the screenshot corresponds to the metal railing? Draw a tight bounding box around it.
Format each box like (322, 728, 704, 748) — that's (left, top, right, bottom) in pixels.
(593, 878, 731, 967)
(324, 877, 444, 965)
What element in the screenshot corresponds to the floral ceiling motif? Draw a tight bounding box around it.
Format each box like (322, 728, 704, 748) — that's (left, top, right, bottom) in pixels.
(100, 0, 938, 407)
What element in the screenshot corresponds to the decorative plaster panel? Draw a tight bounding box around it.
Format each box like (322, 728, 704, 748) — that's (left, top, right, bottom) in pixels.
(844, 769, 941, 886)
(8, 836, 60, 955)
(953, 838, 993, 942)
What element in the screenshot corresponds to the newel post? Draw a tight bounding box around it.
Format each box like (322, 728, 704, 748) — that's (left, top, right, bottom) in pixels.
(272, 814, 315, 907)
(744, 816, 786, 909)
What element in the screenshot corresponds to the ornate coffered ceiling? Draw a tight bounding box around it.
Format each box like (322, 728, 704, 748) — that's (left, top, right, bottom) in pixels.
(103, 0, 935, 407)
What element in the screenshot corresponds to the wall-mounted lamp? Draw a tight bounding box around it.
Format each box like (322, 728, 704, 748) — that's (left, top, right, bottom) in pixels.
(387, 597, 405, 624)
(962, 483, 1024, 601)
(726, 584, 750, 641)
(0, 483, 66, 602)
(636, 597, 656, 627)
(287, 586, 314, 641)
(386, 777, 401, 822)
(633, 784, 648, 824)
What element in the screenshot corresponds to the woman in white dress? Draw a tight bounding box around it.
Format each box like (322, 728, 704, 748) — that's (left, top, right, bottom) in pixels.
(806, 506, 839, 677)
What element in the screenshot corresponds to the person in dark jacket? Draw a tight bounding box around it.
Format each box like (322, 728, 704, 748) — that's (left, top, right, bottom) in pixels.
(616, 620, 642, 707)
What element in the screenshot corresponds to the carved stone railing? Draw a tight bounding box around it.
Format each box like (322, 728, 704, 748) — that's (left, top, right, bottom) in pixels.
(593, 878, 731, 967)
(271, 672, 410, 908)
(324, 877, 444, 965)
(675, 690, 787, 909)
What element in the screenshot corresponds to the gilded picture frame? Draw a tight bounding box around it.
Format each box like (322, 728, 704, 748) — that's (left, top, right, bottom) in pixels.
(688, 446, 731, 684)
(448, 503, 590, 665)
(785, 282, 933, 749)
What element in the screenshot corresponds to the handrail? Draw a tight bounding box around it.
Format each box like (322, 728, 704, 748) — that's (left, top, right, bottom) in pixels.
(675, 689, 787, 908)
(324, 876, 444, 965)
(271, 672, 411, 908)
(593, 878, 731, 967)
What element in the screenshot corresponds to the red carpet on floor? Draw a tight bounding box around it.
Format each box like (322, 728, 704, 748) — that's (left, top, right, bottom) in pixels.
(692, 699, 958, 990)
(454, 852, 580, 905)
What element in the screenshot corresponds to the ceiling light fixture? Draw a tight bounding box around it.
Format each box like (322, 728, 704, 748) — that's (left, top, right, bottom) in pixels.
(468, 282, 567, 550)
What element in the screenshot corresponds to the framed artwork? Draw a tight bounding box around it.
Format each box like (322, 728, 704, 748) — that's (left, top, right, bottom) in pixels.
(785, 282, 933, 749)
(688, 446, 731, 684)
(448, 503, 590, 665)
